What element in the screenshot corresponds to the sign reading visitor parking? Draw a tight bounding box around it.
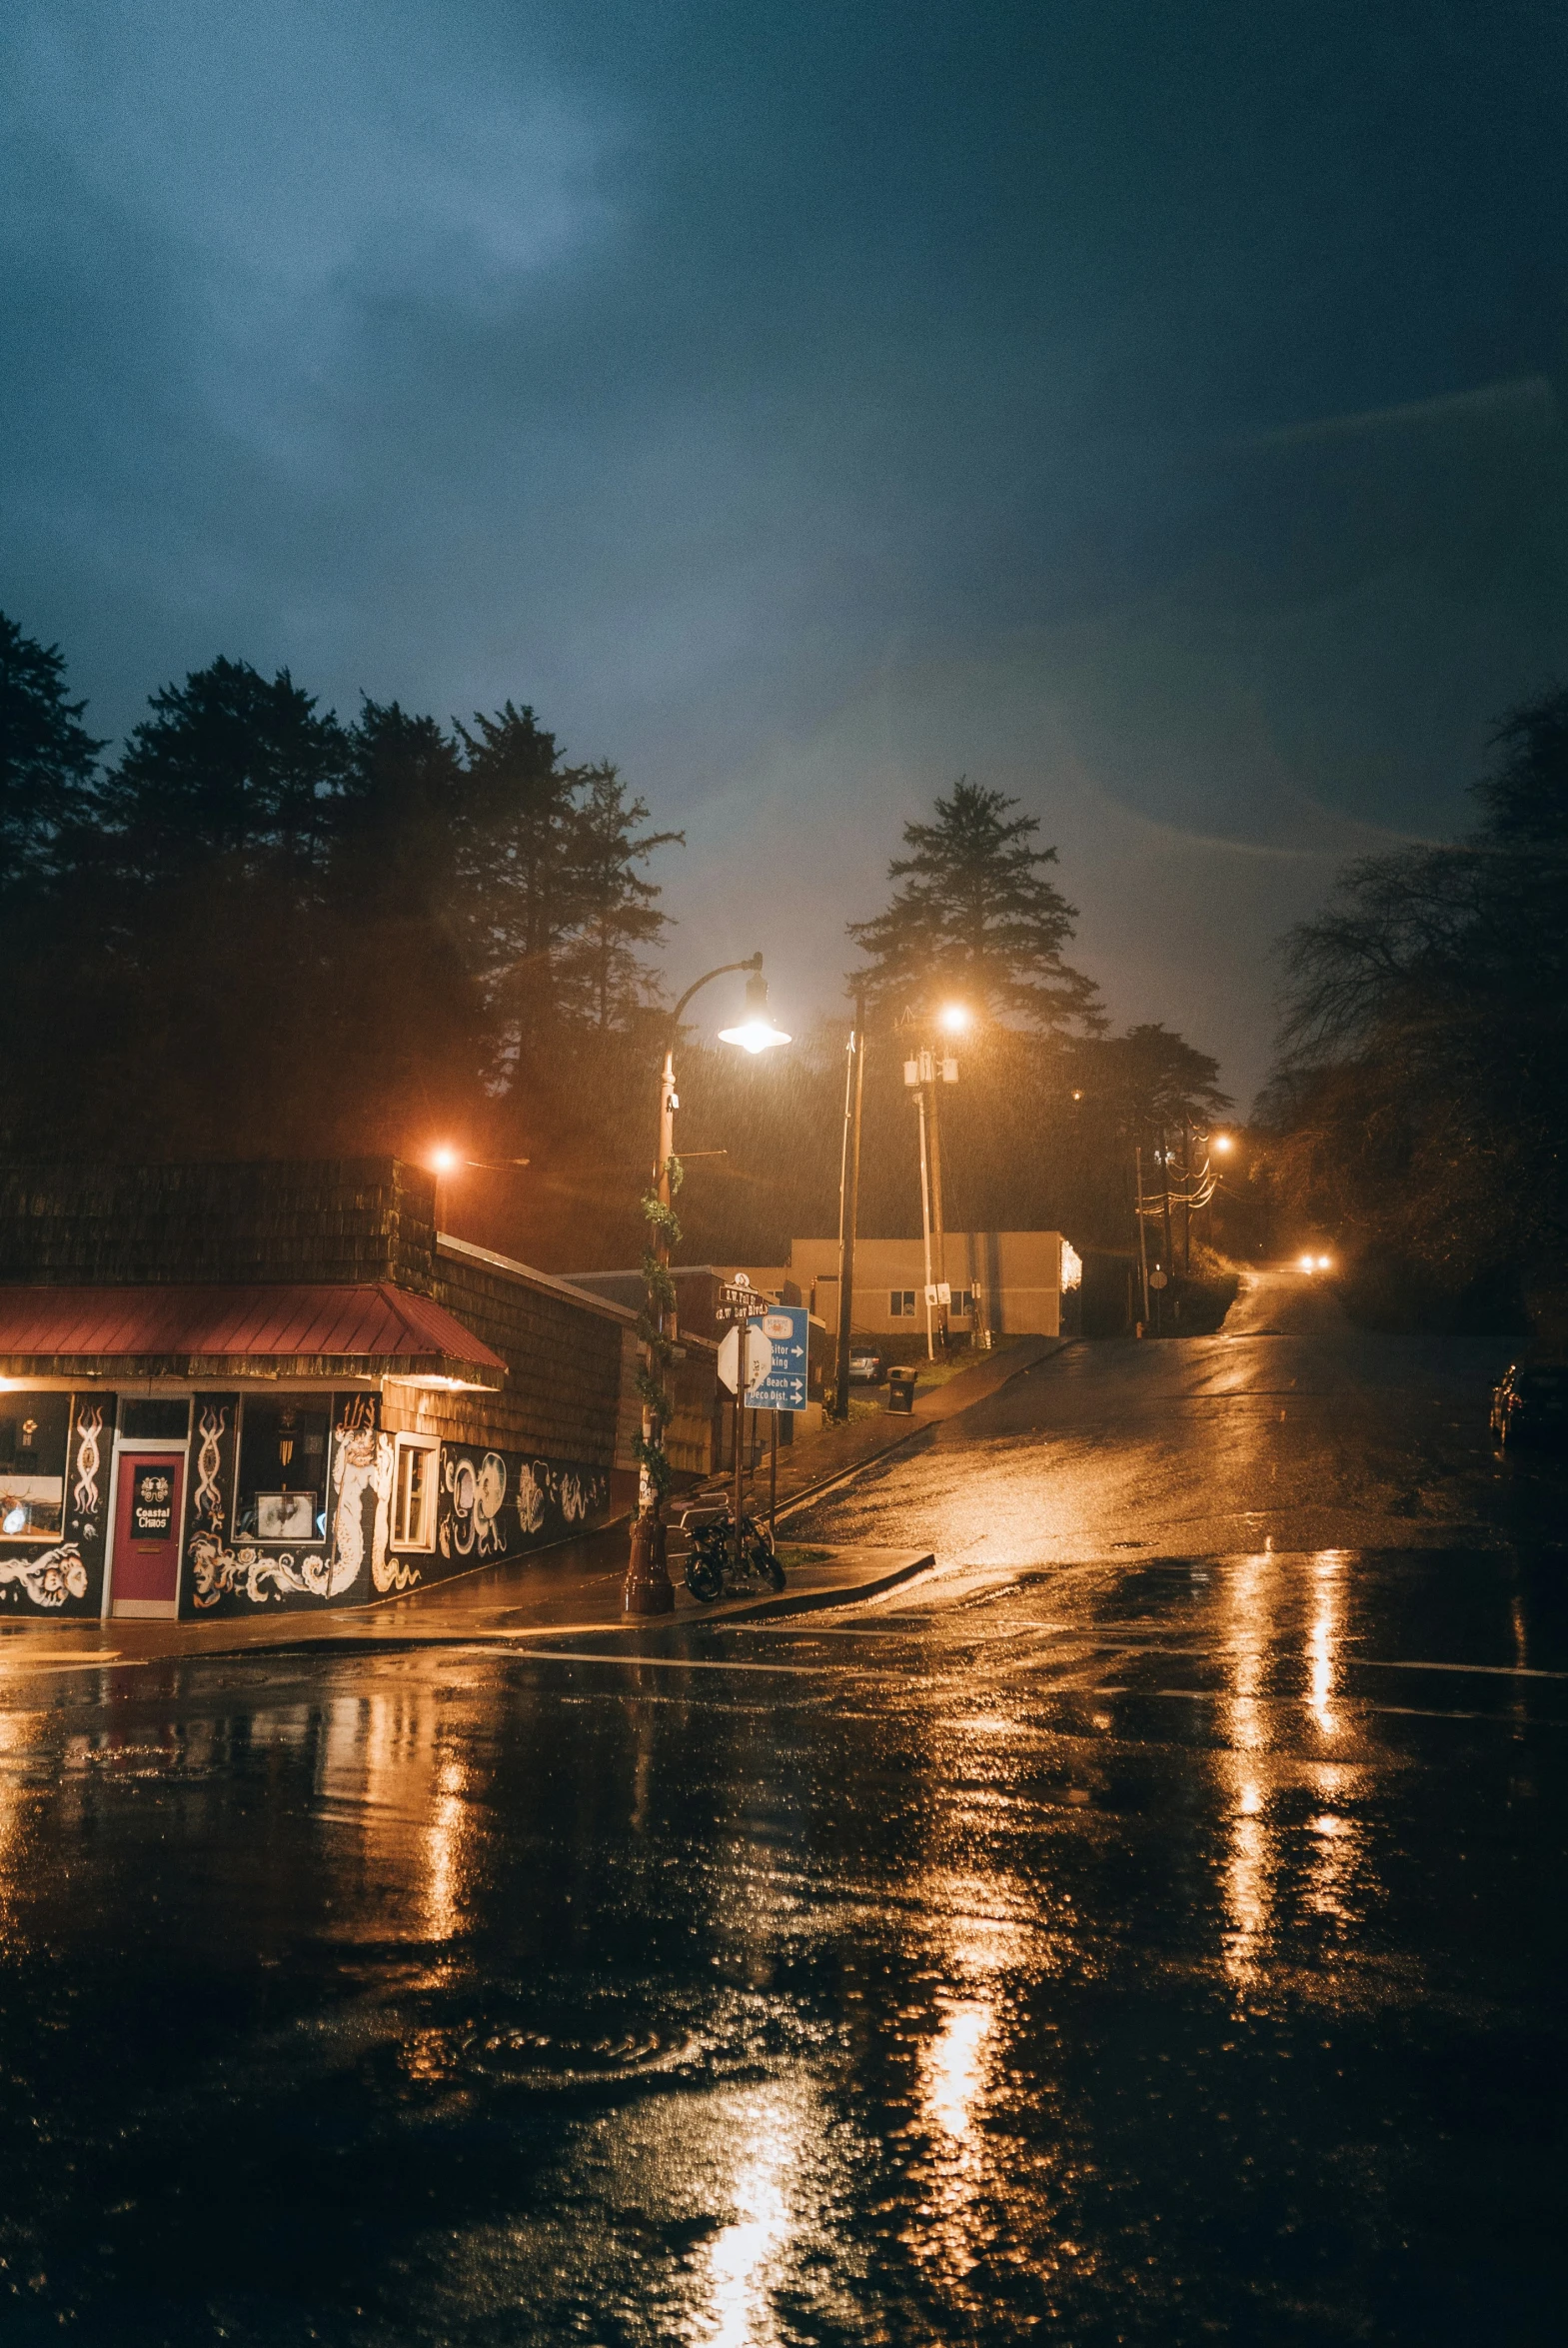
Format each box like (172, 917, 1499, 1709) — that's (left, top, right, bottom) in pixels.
(749, 1306, 809, 1411)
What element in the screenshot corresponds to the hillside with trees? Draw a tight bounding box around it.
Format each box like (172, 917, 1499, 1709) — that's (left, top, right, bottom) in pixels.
(0, 610, 1237, 1281)
(1259, 689, 1568, 1333)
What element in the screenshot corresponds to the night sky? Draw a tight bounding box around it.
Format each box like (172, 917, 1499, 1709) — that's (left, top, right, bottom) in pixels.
(5, 1, 1566, 1099)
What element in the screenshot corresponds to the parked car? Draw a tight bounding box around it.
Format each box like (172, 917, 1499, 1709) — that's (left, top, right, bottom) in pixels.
(846, 1351, 884, 1385)
(1490, 1361, 1568, 1450)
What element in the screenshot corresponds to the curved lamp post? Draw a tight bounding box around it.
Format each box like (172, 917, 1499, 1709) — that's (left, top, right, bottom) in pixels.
(623, 954, 790, 1615)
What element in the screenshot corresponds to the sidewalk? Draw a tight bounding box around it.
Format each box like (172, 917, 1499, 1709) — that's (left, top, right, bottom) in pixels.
(0, 1532, 934, 1679)
(710, 1331, 1067, 1523)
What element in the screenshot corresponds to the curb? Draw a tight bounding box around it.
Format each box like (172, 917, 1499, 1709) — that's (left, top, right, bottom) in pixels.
(680, 1547, 935, 1624)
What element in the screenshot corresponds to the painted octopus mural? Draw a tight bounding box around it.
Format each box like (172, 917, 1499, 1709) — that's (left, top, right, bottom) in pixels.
(439, 1445, 606, 1563)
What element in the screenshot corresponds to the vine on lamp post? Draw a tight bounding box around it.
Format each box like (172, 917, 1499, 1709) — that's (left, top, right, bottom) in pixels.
(633, 1155, 684, 1512)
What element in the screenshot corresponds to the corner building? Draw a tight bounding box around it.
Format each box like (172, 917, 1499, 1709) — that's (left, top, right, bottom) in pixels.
(0, 1162, 638, 1622)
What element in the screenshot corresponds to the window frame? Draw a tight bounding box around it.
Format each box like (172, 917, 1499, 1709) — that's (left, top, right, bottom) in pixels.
(888, 1289, 917, 1318)
(392, 1434, 440, 1552)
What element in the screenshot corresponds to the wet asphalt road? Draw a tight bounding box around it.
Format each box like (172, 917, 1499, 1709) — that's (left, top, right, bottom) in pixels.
(1, 1270, 1565, 2344)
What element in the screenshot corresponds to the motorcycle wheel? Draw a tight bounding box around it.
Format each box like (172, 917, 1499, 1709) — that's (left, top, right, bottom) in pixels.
(686, 1550, 724, 1602)
(753, 1543, 785, 1593)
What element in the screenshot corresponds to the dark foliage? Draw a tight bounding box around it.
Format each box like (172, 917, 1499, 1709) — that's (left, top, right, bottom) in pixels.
(0, 613, 1235, 1286)
(1260, 688, 1568, 1327)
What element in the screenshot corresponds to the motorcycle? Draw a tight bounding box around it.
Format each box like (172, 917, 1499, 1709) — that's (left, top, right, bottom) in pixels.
(677, 1503, 786, 1602)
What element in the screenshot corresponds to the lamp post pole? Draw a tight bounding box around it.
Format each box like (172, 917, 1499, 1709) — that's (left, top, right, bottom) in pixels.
(624, 953, 786, 1617)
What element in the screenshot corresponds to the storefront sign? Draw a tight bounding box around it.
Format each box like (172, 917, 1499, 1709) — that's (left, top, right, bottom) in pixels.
(131, 1465, 175, 1540)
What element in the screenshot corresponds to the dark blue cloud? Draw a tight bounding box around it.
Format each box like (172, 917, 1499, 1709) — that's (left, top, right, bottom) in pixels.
(4, 0, 1566, 1094)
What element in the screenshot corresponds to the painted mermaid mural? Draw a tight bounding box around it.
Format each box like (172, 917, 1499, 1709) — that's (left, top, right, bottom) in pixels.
(332, 1405, 405, 1594)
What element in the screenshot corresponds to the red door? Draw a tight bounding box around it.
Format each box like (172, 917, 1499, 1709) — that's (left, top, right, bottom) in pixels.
(111, 1452, 186, 1616)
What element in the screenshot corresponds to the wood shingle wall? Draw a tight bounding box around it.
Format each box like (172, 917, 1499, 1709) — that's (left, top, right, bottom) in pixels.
(0, 1161, 436, 1291)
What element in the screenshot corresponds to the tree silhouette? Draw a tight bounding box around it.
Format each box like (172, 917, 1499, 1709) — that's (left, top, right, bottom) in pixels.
(1263, 687, 1568, 1316)
(847, 778, 1101, 1031)
(557, 764, 684, 1031)
(0, 611, 104, 892)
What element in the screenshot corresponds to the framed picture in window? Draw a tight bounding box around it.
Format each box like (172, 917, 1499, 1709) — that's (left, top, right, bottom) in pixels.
(255, 1490, 317, 1540)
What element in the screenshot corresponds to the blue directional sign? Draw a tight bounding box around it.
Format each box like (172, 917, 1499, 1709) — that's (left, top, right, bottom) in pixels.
(747, 1305, 809, 1411)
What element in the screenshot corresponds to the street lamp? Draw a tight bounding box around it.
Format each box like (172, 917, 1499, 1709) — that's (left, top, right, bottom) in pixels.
(624, 954, 790, 1616)
(719, 969, 791, 1054)
(427, 1147, 531, 1233)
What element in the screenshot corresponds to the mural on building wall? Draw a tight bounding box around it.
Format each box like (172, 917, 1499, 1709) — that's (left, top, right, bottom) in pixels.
(0, 1391, 117, 1615)
(0, 1545, 89, 1607)
(188, 1392, 382, 1611)
(332, 1402, 403, 1595)
(433, 1441, 607, 1581)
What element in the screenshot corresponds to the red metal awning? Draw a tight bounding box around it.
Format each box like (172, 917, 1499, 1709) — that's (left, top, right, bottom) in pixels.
(0, 1283, 507, 1383)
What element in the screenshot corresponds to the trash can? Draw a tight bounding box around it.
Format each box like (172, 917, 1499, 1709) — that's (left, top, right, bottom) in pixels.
(886, 1366, 917, 1413)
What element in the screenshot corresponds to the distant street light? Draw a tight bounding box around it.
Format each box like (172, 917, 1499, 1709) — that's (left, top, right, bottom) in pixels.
(625, 954, 790, 1617)
(427, 1147, 531, 1233)
(1212, 1132, 1234, 1154)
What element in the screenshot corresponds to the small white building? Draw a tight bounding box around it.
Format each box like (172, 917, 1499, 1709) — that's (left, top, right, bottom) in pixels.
(784, 1232, 1068, 1338)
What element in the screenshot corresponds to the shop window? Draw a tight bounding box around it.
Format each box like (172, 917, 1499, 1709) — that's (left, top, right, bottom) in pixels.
(121, 1398, 191, 1441)
(236, 1401, 329, 1542)
(393, 1437, 438, 1550)
(889, 1289, 917, 1317)
(0, 1393, 69, 1538)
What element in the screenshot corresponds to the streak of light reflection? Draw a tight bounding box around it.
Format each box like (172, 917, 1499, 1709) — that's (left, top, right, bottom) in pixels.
(697, 2091, 801, 2347)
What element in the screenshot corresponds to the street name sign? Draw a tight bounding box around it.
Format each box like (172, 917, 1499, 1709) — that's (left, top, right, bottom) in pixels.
(716, 1275, 761, 1324)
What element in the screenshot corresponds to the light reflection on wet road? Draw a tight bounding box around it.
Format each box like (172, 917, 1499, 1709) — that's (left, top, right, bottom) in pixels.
(0, 1274, 1564, 2343)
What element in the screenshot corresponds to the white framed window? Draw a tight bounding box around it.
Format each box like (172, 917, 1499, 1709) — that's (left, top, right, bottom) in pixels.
(392, 1436, 439, 1550)
(889, 1289, 917, 1317)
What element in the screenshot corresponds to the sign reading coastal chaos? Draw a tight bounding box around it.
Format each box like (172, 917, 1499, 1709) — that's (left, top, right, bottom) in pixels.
(183, 1393, 610, 1616)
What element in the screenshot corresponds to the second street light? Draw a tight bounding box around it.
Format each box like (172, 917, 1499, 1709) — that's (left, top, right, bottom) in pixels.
(623, 954, 790, 1616)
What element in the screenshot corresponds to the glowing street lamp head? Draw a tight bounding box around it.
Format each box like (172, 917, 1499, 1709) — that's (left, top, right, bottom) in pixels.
(1212, 1132, 1234, 1154)
(719, 969, 790, 1056)
(1298, 1250, 1317, 1273)
(1317, 1253, 1333, 1271)
(430, 1146, 461, 1175)
(937, 1003, 970, 1035)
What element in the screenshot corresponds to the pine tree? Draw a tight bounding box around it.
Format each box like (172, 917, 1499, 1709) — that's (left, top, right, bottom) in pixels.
(95, 656, 352, 888)
(558, 763, 684, 1030)
(0, 611, 104, 893)
(847, 778, 1101, 1031)
(455, 702, 580, 1035)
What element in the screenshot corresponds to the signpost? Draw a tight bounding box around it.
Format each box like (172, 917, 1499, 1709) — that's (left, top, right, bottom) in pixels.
(717, 1284, 809, 1552)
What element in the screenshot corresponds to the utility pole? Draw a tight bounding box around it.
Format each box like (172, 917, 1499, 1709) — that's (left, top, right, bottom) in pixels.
(927, 1063, 949, 1354)
(833, 994, 865, 1420)
(915, 1087, 936, 1361)
(1134, 1145, 1151, 1334)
